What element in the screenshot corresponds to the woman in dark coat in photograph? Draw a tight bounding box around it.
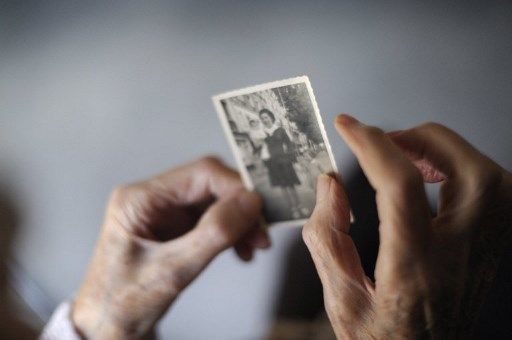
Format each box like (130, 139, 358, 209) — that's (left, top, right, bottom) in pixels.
(258, 109, 305, 219)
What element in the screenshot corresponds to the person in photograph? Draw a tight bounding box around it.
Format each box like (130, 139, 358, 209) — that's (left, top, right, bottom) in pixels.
(258, 109, 306, 219)
(248, 119, 266, 150)
(246, 119, 267, 177)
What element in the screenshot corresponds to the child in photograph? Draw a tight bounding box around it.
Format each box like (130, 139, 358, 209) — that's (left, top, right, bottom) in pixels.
(248, 119, 266, 149)
(245, 119, 267, 177)
(258, 109, 307, 219)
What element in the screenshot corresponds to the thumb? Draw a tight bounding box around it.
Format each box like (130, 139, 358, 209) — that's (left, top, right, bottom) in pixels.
(303, 175, 370, 328)
(303, 174, 360, 279)
(155, 190, 262, 295)
(303, 175, 373, 340)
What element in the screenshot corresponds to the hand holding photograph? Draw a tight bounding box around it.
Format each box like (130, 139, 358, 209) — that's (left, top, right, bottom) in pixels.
(212, 76, 338, 227)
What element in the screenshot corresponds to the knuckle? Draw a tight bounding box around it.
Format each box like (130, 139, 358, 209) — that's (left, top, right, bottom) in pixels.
(362, 125, 385, 138)
(109, 184, 134, 207)
(110, 181, 156, 214)
(302, 220, 321, 251)
(302, 222, 314, 246)
(196, 155, 222, 169)
(415, 121, 446, 135)
(110, 182, 149, 206)
(107, 183, 153, 233)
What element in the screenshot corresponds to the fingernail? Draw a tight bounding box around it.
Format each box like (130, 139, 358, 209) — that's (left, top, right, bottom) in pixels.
(252, 230, 271, 249)
(316, 174, 332, 203)
(335, 113, 361, 126)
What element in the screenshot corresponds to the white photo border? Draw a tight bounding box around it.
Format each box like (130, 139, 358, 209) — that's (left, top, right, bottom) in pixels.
(212, 75, 339, 228)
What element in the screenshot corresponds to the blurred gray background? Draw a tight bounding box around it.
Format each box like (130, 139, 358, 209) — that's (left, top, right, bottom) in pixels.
(1, 1, 511, 339)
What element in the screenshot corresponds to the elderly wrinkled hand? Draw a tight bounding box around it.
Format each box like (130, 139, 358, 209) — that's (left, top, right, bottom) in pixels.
(72, 157, 270, 339)
(303, 115, 512, 339)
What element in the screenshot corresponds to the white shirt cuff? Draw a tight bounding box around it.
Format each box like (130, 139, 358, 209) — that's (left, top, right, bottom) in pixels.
(40, 301, 81, 340)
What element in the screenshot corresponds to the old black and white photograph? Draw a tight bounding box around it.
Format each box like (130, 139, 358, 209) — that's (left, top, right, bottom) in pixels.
(213, 76, 337, 227)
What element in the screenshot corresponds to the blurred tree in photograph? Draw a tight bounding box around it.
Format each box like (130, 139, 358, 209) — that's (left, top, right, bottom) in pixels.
(273, 84, 323, 143)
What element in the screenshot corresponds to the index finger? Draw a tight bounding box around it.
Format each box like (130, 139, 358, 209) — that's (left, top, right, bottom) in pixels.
(147, 156, 244, 205)
(334, 114, 432, 282)
(335, 115, 430, 219)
